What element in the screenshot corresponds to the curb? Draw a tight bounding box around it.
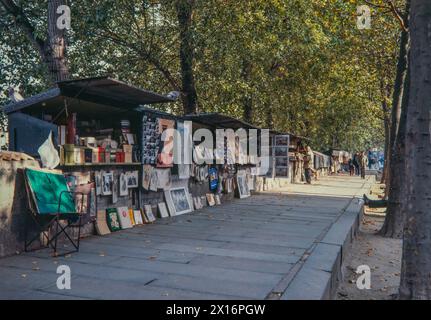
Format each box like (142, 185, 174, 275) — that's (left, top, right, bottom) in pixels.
(280, 177, 372, 300)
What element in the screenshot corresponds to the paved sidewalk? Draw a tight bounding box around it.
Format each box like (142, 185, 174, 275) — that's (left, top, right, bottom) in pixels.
(0, 175, 372, 300)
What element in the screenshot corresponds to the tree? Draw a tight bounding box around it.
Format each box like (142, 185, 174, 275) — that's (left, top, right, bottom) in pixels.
(399, 0, 431, 300)
(0, 0, 69, 83)
(176, 0, 198, 114)
(380, 0, 411, 239)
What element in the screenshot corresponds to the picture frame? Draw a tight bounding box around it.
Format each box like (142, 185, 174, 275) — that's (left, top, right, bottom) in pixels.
(164, 187, 193, 216)
(144, 204, 156, 222)
(206, 193, 216, 206)
(236, 173, 251, 199)
(157, 202, 169, 218)
(215, 194, 221, 205)
(102, 172, 113, 195)
(119, 172, 128, 196)
(133, 209, 143, 225)
(126, 171, 139, 188)
(117, 206, 133, 229)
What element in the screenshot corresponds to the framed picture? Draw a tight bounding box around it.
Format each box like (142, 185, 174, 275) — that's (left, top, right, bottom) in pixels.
(206, 193, 216, 207)
(215, 194, 221, 205)
(144, 205, 156, 222)
(117, 206, 133, 229)
(106, 208, 121, 232)
(112, 173, 118, 204)
(102, 172, 113, 195)
(157, 202, 169, 218)
(164, 187, 193, 216)
(94, 171, 102, 195)
(126, 171, 139, 188)
(236, 173, 251, 199)
(275, 135, 289, 146)
(119, 172, 128, 196)
(133, 210, 143, 225)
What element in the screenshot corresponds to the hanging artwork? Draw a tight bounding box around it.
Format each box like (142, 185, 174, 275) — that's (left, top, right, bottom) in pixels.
(236, 171, 251, 199)
(142, 165, 153, 190)
(208, 167, 218, 191)
(126, 171, 139, 188)
(149, 169, 158, 192)
(178, 164, 190, 179)
(141, 115, 160, 165)
(94, 171, 102, 195)
(165, 187, 193, 216)
(157, 202, 169, 218)
(144, 205, 156, 222)
(102, 172, 113, 195)
(117, 206, 133, 229)
(112, 172, 118, 204)
(119, 172, 128, 196)
(156, 168, 172, 190)
(106, 208, 121, 232)
(157, 118, 175, 168)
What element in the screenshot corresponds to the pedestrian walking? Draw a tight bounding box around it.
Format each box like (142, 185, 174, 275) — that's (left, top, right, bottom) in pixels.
(359, 151, 368, 179)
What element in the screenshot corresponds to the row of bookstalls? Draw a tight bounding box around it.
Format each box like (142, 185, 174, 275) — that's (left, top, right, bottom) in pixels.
(2, 76, 318, 245)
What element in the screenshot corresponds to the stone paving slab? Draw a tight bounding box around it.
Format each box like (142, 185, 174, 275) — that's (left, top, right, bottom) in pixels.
(0, 175, 370, 300)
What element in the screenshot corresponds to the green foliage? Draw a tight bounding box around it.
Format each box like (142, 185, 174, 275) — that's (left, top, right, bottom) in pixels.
(0, 0, 403, 152)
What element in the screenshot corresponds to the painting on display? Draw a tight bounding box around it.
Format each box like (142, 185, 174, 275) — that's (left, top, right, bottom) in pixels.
(126, 171, 139, 188)
(206, 193, 216, 207)
(117, 206, 133, 229)
(106, 208, 121, 232)
(236, 172, 251, 199)
(164, 187, 193, 216)
(144, 205, 156, 222)
(157, 202, 170, 218)
(119, 172, 128, 196)
(157, 118, 175, 168)
(133, 210, 144, 225)
(102, 172, 113, 195)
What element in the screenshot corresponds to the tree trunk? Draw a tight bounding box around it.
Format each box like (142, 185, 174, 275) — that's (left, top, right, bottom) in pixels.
(176, 0, 198, 115)
(380, 1, 411, 238)
(399, 0, 431, 300)
(380, 63, 410, 239)
(381, 115, 391, 184)
(0, 0, 70, 83)
(45, 0, 69, 82)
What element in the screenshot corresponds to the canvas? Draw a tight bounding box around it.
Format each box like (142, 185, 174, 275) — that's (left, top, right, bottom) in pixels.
(165, 187, 193, 216)
(106, 208, 121, 232)
(95, 210, 111, 235)
(215, 194, 221, 205)
(236, 172, 251, 199)
(126, 171, 139, 188)
(133, 210, 144, 225)
(144, 205, 156, 222)
(119, 172, 128, 196)
(157, 202, 170, 218)
(102, 172, 113, 195)
(206, 193, 216, 206)
(117, 206, 133, 229)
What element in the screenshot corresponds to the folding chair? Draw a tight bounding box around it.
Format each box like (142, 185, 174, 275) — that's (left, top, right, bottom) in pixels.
(23, 168, 85, 256)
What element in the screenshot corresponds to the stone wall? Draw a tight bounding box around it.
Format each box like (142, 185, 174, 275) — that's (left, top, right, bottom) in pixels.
(0, 160, 40, 258)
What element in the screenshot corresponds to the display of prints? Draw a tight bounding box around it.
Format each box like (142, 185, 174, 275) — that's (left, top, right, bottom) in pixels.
(94, 171, 102, 195)
(112, 172, 118, 204)
(117, 206, 133, 229)
(144, 205, 156, 222)
(215, 194, 221, 205)
(208, 167, 218, 191)
(156, 168, 172, 190)
(119, 172, 128, 196)
(141, 115, 160, 165)
(157, 202, 170, 218)
(157, 118, 175, 167)
(149, 169, 158, 191)
(273, 135, 290, 178)
(142, 165, 153, 190)
(106, 208, 121, 232)
(236, 171, 251, 198)
(164, 187, 193, 216)
(133, 210, 144, 225)
(206, 193, 216, 206)
(126, 171, 139, 188)
(102, 172, 113, 195)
